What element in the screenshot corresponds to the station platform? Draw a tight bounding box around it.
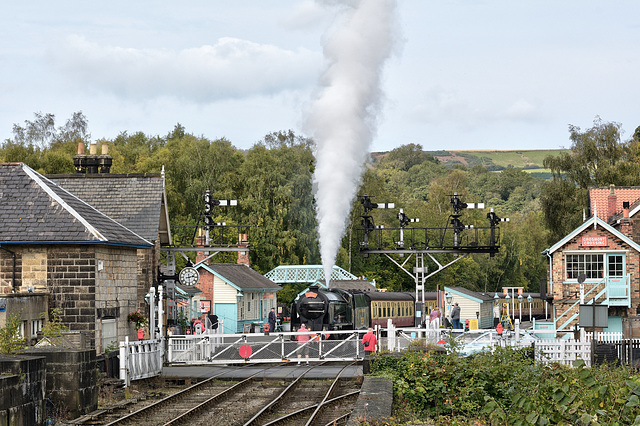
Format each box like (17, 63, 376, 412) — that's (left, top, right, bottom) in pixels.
(162, 361, 363, 380)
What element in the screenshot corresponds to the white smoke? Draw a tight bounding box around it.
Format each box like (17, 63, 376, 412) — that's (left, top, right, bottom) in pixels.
(305, 0, 399, 285)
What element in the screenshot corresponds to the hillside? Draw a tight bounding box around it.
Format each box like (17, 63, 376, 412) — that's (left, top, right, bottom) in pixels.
(431, 149, 566, 168)
(373, 149, 567, 179)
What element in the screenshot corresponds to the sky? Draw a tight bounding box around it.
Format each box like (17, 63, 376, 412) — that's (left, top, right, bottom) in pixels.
(2, 1, 640, 153)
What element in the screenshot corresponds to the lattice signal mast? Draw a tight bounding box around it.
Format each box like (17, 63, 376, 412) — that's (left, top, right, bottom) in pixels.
(360, 194, 394, 248)
(449, 192, 484, 248)
(397, 208, 419, 248)
(202, 189, 237, 244)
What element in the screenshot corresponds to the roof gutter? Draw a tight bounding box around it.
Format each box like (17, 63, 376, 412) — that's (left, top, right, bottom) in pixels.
(0, 241, 152, 249)
(0, 245, 17, 293)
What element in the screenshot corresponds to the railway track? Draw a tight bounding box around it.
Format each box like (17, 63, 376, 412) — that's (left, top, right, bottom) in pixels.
(76, 363, 360, 426)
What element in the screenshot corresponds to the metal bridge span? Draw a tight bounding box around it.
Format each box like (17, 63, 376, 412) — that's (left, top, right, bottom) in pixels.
(263, 265, 358, 284)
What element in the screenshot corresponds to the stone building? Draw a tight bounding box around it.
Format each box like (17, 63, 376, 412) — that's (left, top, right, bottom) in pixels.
(47, 143, 172, 315)
(0, 162, 153, 352)
(544, 185, 640, 334)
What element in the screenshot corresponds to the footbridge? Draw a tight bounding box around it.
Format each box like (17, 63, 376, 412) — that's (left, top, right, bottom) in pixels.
(264, 265, 358, 284)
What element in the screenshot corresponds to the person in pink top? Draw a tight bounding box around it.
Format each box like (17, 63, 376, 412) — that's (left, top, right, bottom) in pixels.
(297, 323, 310, 365)
(362, 328, 377, 357)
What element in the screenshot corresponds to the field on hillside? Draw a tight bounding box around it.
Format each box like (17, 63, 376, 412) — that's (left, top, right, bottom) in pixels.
(425, 149, 567, 171)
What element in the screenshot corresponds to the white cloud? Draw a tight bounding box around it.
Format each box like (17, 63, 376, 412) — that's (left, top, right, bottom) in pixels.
(502, 99, 539, 121)
(50, 35, 321, 102)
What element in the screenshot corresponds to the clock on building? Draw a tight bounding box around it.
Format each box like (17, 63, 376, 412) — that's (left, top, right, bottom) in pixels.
(178, 267, 199, 286)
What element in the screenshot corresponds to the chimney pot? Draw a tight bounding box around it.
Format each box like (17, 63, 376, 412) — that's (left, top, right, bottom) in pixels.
(78, 142, 85, 155)
(101, 144, 108, 155)
(89, 142, 97, 155)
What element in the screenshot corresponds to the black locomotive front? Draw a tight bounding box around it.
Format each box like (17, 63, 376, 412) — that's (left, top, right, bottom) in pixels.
(291, 286, 352, 332)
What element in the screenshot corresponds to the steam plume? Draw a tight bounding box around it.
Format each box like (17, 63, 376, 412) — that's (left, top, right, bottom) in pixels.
(305, 0, 398, 285)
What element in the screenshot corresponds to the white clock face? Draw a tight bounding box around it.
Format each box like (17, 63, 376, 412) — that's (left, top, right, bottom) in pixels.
(179, 267, 199, 286)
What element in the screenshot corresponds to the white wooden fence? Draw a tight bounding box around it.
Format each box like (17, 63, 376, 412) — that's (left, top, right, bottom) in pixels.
(119, 336, 163, 387)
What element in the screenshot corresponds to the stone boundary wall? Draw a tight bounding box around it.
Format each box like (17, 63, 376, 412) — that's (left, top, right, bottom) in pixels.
(0, 355, 46, 426)
(21, 348, 97, 420)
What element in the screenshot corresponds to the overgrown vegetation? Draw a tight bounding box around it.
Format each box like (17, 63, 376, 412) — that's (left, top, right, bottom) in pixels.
(370, 348, 640, 425)
(0, 313, 27, 354)
(41, 307, 69, 339)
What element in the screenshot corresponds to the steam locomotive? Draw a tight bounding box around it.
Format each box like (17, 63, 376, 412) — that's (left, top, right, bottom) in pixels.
(290, 285, 419, 333)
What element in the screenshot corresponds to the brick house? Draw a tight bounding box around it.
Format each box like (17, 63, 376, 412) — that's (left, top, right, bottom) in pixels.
(545, 185, 640, 334)
(0, 162, 153, 352)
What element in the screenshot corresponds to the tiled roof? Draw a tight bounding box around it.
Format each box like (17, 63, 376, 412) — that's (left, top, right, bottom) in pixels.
(588, 186, 640, 222)
(0, 163, 152, 248)
(203, 263, 281, 291)
(48, 172, 168, 242)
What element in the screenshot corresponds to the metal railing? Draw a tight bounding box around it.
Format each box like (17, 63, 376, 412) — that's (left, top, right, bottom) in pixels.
(119, 336, 164, 387)
(166, 330, 364, 365)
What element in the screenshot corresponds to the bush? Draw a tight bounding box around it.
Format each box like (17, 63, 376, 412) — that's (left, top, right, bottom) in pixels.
(371, 347, 640, 425)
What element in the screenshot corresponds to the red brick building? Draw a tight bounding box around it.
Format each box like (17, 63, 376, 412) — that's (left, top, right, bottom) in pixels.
(545, 185, 640, 334)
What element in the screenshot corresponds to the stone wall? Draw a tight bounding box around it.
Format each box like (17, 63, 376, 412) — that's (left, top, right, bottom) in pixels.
(0, 293, 48, 343)
(0, 355, 46, 426)
(47, 246, 97, 348)
(1, 244, 145, 353)
(95, 246, 139, 353)
(21, 348, 98, 420)
(0, 248, 21, 294)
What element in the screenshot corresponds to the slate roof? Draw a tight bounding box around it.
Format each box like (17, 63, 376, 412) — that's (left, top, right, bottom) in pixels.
(48, 172, 170, 243)
(320, 279, 377, 292)
(0, 163, 152, 248)
(446, 286, 495, 302)
(199, 263, 281, 291)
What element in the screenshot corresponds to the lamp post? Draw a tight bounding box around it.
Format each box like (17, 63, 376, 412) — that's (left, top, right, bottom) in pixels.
(527, 294, 532, 322)
(518, 294, 523, 323)
(446, 292, 453, 326)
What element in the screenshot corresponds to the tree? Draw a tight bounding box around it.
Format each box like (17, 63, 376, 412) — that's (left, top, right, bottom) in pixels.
(237, 131, 319, 273)
(540, 116, 639, 240)
(0, 313, 27, 354)
(2, 111, 90, 173)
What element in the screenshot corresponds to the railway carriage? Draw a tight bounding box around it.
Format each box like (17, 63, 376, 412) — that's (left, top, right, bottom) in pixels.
(290, 285, 416, 333)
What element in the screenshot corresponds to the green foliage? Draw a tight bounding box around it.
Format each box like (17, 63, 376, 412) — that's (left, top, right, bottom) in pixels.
(371, 348, 640, 425)
(41, 308, 69, 338)
(11, 111, 640, 296)
(0, 313, 27, 354)
(541, 116, 640, 240)
(103, 340, 120, 353)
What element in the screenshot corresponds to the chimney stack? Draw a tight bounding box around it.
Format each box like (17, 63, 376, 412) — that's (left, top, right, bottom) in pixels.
(74, 142, 112, 174)
(237, 234, 250, 266)
(607, 184, 617, 222)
